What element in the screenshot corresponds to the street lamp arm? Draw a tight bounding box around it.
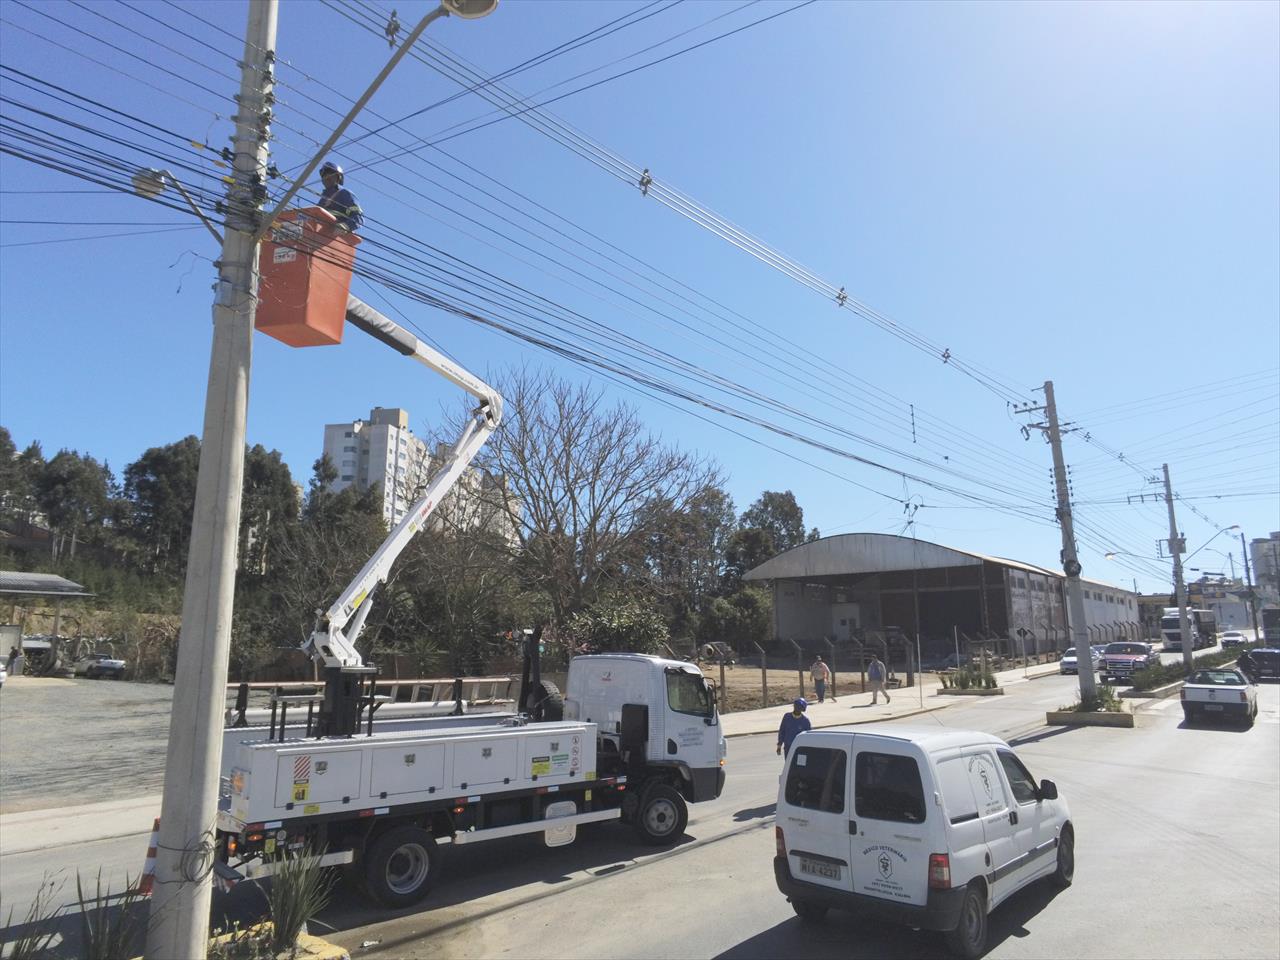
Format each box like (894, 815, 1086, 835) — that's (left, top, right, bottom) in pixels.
(1184, 525, 1241, 565)
(258, 0, 497, 238)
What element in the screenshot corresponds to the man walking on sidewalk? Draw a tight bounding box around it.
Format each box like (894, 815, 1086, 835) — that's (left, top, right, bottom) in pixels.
(810, 655, 832, 703)
(867, 655, 890, 704)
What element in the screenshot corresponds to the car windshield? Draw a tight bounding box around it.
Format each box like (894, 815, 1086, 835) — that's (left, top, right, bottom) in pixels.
(1063, 648, 1076, 657)
(1190, 670, 1245, 685)
(1105, 643, 1146, 655)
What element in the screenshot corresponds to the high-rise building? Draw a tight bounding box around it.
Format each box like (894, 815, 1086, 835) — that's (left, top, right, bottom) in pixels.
(1251, 531, 1280, 605)
(321, 407, 429, 526)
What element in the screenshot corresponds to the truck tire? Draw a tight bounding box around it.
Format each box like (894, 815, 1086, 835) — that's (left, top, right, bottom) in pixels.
(533, 680, 564, 722)
(363, 825, 439, 908)
(633, 783, 688, 846)
(943, 882, 988, 959)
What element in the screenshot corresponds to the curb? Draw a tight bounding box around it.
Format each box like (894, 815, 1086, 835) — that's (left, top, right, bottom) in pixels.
(1045, 709, 1135, 728)
(725, 701, 954, 738)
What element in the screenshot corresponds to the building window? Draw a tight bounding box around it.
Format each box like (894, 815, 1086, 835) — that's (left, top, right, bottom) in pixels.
(340, 474, 354, 481)
(344, 431, 353, 438)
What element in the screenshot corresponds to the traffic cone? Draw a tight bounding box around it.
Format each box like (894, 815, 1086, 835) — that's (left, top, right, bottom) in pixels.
(135, 818, 160, 896)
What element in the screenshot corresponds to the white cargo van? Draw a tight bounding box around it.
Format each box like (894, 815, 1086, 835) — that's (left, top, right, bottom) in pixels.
(774, 726, 1072, 958)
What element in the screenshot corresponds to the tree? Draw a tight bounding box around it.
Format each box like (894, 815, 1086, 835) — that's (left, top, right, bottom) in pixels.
(0, 436, 45, 525)
(739, 490, 813, 554)
(34, 449, 112, 562)
(697, 584, 772, 651)
(469, 369, 720, 627)
(722, 527, 777, 591)
(566, 591, 670, 655)
(123, 437, 201, 574)
(640, 484, 735, 638)
(239, 445, 298, 575)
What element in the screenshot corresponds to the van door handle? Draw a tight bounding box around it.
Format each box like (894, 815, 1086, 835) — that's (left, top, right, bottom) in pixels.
(1009, 810, 1018, 825)
(848, 820, 857, 835)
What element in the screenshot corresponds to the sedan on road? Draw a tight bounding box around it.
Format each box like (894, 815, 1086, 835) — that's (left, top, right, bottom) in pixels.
(1220, 631, 1248, 648)
(1060, 647, 1100, 675)
(72, 652, 127, 680)
(1181, 668, 1257, 726)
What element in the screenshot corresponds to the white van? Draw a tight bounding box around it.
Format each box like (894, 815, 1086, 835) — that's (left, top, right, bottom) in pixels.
(774, 726, 1072, 958)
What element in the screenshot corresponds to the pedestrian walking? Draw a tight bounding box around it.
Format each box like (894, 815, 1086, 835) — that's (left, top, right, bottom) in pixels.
(776, 698, 811, 758)
(867, 655, 891, 705)
(5, 645, 17, 672)
(810, 655, 832, 703)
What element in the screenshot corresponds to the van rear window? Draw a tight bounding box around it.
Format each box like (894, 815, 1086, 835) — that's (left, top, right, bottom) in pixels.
(856, 752, 926, 824)
(784, 746, 846, 814)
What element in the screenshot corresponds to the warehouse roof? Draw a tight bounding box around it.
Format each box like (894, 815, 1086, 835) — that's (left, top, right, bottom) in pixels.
(743, 533, 1126, 592)
(0, 570, 94, 598)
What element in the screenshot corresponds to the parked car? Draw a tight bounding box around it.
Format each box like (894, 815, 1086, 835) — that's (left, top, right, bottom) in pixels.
(1099, 642, 1158, 684)
(72, 652, 127, 680)
(1059, 646, 1100, 675)
(0, 660, 6, 689)
(1220, 631, 1248, 648)
(775, 726, 1072, 958)
(1238, 648, 1280, 682)
(1181, 668, 1257, 726)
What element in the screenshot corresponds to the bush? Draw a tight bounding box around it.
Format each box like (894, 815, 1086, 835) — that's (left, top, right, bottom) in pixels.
(262, 844, 336, 958)
(1061, 684, 1124, 713)
(0, 874, 63, 960)
(77, 869, 145, 960)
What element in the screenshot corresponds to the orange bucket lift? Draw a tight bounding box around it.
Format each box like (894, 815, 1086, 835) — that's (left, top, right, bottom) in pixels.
(256, 206, 360, 347)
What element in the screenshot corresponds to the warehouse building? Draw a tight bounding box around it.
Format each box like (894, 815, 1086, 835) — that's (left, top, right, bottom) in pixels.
(743, 533, 1138, 659)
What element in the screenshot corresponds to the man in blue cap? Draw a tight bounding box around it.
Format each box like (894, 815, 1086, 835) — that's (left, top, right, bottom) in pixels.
(776, 697, 811, 758)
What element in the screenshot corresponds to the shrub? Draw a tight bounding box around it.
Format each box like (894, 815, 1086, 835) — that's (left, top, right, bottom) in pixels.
(77, 869, 145, 960)
(262, 844, 336, 958)
(0, 874, 63, 960)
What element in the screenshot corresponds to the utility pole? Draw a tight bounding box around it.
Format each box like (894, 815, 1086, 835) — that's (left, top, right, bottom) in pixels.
(1020, 381, 1097, 701)
(1241, 531, 1260, 640)
(145, 2, 277, 957)
(1160, 463, 1193, 673)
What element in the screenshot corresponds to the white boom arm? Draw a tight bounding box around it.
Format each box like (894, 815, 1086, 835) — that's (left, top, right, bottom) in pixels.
(303, 296, 503, 669)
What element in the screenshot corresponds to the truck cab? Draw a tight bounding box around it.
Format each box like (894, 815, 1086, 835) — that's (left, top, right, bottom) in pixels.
(565, 654, 726, 818)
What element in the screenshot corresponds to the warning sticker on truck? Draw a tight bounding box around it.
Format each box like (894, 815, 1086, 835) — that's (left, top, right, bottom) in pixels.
(531, 756, 552, 776)
(291, 783, 309, 802)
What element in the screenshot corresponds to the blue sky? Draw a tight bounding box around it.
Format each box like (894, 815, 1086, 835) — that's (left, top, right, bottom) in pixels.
(1, 0, 1276, 594)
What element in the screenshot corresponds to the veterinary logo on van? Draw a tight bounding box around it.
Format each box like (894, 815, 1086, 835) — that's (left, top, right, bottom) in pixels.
(878, 852, 894, 879)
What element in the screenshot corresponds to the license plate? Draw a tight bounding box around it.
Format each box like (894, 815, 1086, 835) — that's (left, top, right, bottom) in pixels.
(1203, 704, 1223, 711)
(799, 857, 841, 881)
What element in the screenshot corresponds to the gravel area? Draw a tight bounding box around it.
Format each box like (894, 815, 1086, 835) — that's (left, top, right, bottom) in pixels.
(0, 676, 178, 813)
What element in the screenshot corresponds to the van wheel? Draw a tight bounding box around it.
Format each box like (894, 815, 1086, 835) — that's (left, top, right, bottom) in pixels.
(791, 898, 827, 922)
(364, 825, 439, 908)
(1053, 825, 1074, 888)
(943, 883, 988, 959)
(633, 784, 688, 846)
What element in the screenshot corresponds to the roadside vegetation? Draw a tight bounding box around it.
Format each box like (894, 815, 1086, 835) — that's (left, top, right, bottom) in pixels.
(0, 370, 817, 682)
(1129, 645, 1255, 691)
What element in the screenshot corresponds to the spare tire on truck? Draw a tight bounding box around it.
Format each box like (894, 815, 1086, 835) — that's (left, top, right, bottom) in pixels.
(532, 679, 564, 721)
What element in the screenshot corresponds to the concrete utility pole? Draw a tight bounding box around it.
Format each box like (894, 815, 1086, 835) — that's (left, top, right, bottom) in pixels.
(1241, 531, 1261, 640)
(1160, 463, 1194, 673)
(1040, 381, 1098, 701)
(145, 2, 277, 957)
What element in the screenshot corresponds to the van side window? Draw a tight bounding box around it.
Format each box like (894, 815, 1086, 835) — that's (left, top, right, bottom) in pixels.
(935, 756, 979, 825)
(785, 747, 846, 814)
(855, 752, 925, 824)
(964, 750, 1008, 817)
(997, 750, 1038, 805)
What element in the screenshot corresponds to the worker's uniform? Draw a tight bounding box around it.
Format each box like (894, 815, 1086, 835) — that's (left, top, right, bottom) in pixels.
(319, 184, 364, 232)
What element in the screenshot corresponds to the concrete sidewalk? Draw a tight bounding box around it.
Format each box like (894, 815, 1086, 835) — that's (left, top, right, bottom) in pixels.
(0, 793, 161, 855)
(719, 660, 1061, 739)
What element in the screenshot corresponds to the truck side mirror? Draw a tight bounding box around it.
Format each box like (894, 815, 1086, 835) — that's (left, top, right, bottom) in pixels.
(1038, 779, 1058, 801)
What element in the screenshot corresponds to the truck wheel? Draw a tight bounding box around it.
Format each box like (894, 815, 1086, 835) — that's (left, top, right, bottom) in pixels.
(364, 825, 439, 908)
(791, 898, 828, 922)
(634, 783, 688, 846)
(1052, 825, 1074, 888)
(536, 680, 564, 721)
(943, 883, 988, 959)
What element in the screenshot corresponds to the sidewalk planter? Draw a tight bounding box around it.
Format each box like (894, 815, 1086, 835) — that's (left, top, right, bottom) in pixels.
(1045, 709, 1135, 728)
(935, 687, 1005, 696)
(1121, 680, 1184, 700)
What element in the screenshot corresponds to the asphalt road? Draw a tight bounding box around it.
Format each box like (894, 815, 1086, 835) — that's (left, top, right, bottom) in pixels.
(320, 676, 1279, 960)
(4, 659, 1272, 959)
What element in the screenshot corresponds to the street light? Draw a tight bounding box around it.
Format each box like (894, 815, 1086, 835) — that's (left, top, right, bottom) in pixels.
(1185, 525, 1241, 564)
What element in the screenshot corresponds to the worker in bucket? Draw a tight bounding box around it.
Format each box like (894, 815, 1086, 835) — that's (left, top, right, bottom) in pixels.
(318, 160, 363, 232)
(776, 698, 811, 758)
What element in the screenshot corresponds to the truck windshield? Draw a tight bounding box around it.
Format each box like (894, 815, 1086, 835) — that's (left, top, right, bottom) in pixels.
(666, 670, 714, 718)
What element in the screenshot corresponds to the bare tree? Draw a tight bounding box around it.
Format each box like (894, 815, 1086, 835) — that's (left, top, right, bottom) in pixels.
(461, 369, 721, 626)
